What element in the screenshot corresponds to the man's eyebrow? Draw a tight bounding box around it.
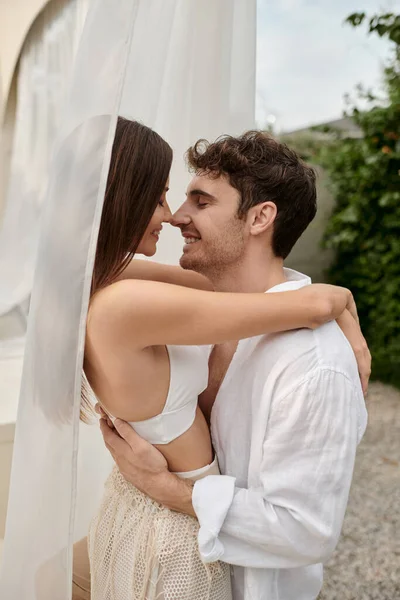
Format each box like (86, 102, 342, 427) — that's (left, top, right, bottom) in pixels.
(187, 189, 217, 200)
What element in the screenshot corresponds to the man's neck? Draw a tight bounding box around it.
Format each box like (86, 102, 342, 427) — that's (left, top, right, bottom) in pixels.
(209, 254, 286, 293)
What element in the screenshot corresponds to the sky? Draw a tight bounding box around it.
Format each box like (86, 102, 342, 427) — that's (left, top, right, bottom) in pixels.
(256, 0, 397, 132)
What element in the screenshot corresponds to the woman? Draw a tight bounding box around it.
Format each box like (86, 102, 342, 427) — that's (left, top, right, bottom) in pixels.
(81, 117, 359, 600)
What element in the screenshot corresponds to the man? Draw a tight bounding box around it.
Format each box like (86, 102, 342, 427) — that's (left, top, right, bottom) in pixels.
(100, 131, 368, 600)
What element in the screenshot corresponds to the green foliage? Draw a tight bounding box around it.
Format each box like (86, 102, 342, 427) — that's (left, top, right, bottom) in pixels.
(279, 133, 324, 162)
(318, 11, 400, 387)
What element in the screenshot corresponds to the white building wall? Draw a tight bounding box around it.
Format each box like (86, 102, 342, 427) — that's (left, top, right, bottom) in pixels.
(0, 0, 50, 110)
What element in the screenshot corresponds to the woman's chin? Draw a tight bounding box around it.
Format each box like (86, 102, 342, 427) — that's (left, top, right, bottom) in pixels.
(137, 237, 158, 257)
(142, 244, 157, 257)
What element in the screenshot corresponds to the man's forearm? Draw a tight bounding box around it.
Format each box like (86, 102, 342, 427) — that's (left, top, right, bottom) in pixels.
(145, 472, 196, 517)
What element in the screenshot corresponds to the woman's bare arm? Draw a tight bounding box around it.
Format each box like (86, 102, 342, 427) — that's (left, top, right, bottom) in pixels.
(90, 279, 353, 349)
(336, 310, 371, 395)
(112, 261, 371, 386)
(116, 258, 213, 291)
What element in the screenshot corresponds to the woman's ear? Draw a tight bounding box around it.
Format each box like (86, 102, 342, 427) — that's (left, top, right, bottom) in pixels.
(248, 201, 277, 236)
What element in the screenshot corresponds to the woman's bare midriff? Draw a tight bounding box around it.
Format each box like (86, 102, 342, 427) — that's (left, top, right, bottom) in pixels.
(154, 406, 213, 472)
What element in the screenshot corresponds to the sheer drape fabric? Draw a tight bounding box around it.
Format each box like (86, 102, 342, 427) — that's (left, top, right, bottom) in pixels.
(0, 1, 256, 599)
(0, 0, 90, 321)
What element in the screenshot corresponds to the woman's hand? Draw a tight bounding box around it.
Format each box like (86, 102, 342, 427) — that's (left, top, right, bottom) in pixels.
(336, 310, 371, 395)
(301, 285, 371, 394)
(303, 284, 357, 328)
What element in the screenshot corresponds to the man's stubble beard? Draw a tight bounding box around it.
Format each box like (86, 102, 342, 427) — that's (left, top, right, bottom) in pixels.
(180, 217, 246, 280)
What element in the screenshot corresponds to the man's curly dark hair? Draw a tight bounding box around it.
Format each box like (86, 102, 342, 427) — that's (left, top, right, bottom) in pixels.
(186, 131, 317, 259)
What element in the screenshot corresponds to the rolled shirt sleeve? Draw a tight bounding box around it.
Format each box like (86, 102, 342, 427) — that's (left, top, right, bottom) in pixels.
(193, 368, 366, 567)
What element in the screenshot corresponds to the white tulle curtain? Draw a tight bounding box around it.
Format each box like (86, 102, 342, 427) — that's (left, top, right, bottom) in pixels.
(0, 1, 256, 598)
(0, 0, 90, 326)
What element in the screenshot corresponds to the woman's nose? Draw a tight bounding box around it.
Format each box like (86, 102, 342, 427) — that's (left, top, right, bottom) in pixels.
(163, 202, 173, 223)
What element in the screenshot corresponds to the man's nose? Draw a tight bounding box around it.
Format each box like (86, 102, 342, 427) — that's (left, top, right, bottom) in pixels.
(171, 206, 191, 228)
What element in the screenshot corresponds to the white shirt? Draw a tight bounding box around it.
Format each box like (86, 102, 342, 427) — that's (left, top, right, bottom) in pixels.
(192, 269, 368, 600)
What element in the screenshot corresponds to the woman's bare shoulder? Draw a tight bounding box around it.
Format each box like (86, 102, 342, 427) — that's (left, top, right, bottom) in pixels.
(87, 280, 144, 336)
(89, 279, 156, 316)
(87, 279, 173, 347)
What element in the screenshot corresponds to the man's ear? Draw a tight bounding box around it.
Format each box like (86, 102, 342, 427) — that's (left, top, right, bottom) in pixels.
(248, 201, 277, 236)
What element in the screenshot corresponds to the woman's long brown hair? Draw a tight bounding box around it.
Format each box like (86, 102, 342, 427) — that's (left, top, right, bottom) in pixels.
(81, 117, 173, 420)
